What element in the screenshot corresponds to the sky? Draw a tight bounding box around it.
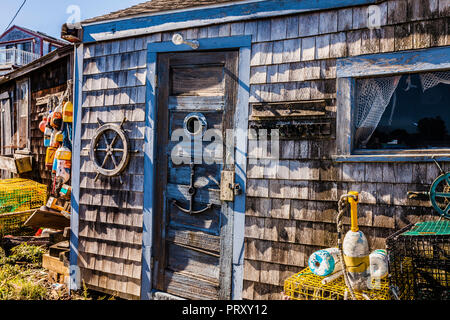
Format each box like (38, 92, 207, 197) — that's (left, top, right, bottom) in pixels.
(0, 0, 146, 39)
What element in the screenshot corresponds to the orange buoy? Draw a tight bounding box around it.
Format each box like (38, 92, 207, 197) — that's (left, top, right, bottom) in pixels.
(39, 116, 47, 133)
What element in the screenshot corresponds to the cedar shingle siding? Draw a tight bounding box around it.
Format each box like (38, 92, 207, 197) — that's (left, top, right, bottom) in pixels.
(77, 0, 450, 299)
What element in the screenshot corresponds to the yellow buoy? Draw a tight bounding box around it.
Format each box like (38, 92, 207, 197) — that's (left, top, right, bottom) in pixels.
(63, 101, 73, 123)
(45, 147, 57, 170)
(342, 191, 371, 291)
(55, 146, 72, 161)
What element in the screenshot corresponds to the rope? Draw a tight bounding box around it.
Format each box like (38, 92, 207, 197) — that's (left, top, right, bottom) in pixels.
(337, 194, 357, 300)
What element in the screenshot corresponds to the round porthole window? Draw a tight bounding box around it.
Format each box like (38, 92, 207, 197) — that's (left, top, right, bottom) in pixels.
(183, 113, 207, 137)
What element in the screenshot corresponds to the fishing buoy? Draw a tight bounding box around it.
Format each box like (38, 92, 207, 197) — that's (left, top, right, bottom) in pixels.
(63, 101, 73, 123)
(44, 126, 53, 147)
(343, 191, 371, 291)
(54, 131, 64, 146)
(39, 117, 47, 133)
(50, 130, 60, 147)
(55, 146, 72, 161)
(45, 147, 57, 170)
(56, 159, 71, 183)
(50, 105, 63, 130)
(55, 147, 72, 183)
(369, 249, 388, 279)
(308, 248, 342, 277)
(52, 155, 58, 175)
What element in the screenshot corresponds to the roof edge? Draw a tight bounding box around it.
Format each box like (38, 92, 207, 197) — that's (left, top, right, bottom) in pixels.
(81, 0, 263, 26)
(81, 0, 384, 43)
(0, 25, 68, 46)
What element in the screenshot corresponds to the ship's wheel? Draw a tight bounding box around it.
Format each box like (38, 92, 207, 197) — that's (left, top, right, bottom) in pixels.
(89, 118, 129, 184)
(430, 172, 450, 219)
(408, 158, 450, 220)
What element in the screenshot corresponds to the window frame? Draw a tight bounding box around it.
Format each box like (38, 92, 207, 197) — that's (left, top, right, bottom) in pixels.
(335, 46, 450, 163)
(15, 78, 30, 153)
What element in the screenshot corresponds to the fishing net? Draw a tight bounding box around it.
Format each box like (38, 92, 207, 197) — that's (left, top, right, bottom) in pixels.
(354, 76, 401, 147)
(420, 71, 450, 92)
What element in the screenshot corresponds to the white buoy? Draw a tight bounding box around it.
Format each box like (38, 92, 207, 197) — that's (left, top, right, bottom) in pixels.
(308, 248, 342, 277)
(369, 249, 389, 279)
(343, 192, 371, 291)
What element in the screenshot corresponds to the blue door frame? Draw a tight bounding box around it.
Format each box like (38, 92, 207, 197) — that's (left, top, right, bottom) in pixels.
(141, 35, 252, 300)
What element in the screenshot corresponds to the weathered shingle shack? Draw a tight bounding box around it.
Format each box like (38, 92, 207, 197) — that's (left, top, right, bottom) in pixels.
(67, 0, 450, 300)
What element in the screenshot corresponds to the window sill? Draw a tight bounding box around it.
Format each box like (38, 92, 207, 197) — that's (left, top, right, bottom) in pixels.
(15, 149, 31, 156)
(332, 154, 450, 163)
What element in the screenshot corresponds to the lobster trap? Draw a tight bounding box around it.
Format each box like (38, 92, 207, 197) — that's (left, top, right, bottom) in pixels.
(386, 221, 450, 300)
(0, 178, 47, 237)
(0, 211, 36, 236)
(0, 178, 47, 214)
(284, 267, 391, 300)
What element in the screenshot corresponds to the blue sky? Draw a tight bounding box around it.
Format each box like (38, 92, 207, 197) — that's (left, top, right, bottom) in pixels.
(0, 0, 146, 39)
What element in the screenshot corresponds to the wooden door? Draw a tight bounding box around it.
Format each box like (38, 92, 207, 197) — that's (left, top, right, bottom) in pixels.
(153, 51, 238, 300)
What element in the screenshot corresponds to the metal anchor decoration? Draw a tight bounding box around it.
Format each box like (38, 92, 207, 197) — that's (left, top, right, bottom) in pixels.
(90, 117, 130, 185)
(172, 162, 213, 215)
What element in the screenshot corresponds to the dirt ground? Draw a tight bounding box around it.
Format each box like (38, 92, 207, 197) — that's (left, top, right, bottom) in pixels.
(0, 243, 116, 300)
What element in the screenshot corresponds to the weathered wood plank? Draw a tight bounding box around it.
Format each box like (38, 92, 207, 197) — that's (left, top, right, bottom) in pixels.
(338, 8, 353, 31)
(80, 172, 144, 193)
(163, 270, 219, 300)
(282, 39, 301, 63)
(319, 11, 338, 34)
(315, 34, 330, 59)
(167, 243, 220, 282)
(79, 204, 143, 228)
(168, 96, 224, 111)
(166, 183, 221, 206)
(299, 13, 319, 37)
(79, 238, 141, 262)
(270, 17, 287, 41)
(78, 220, 142, 245)
(337, 45, 450, 78)
(301, 37, 316, 61)
(167, 228, 220, 253)
(171, 66, 225, 96)
(250, 42, 273, 66)
(168, 203, 221, 235)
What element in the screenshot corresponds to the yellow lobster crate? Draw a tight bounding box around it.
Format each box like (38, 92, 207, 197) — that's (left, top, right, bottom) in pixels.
(0, 210, 36, 236)
(0, 178, 47, 214)
(284, 267, 391, 300)
(0, 178, 47, 236)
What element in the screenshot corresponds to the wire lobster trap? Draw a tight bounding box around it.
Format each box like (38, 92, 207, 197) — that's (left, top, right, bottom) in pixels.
(0, 178, 47, 214)
(386, 221, 450, 300)
(284, 267, 391, 300)
(0, 211, 36, 236)
(0, 179, 47, 236)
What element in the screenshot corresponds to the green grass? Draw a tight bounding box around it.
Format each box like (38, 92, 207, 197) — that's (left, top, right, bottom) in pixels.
(0, 243, 117, 300)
